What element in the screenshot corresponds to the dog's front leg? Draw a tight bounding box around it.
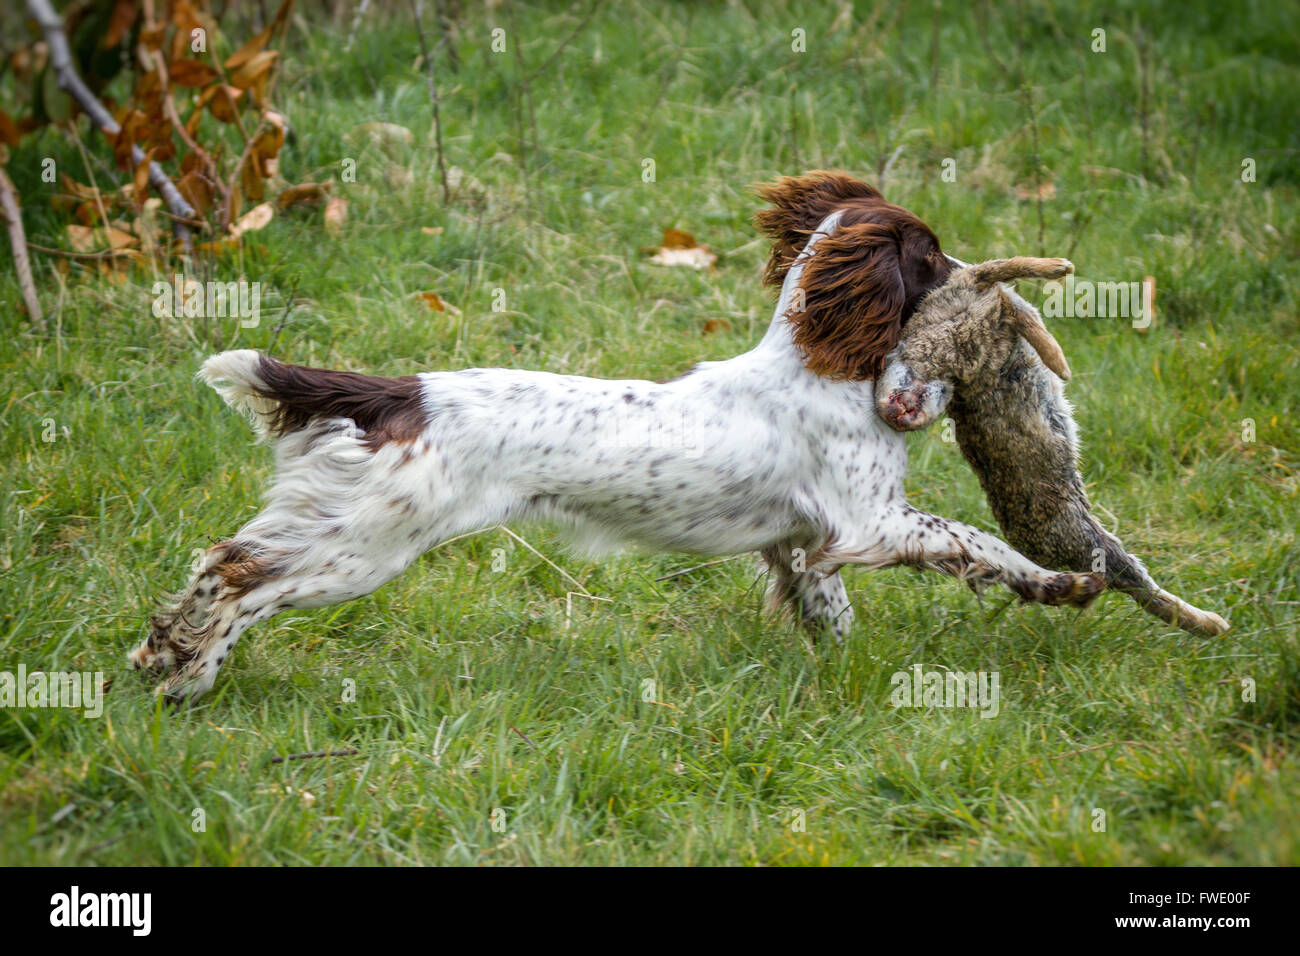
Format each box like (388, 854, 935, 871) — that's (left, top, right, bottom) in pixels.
(825, 506, 1104, 607)
(761, 542, 855, 642)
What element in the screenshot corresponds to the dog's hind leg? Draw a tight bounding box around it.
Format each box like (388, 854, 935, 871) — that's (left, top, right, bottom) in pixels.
(762, 542, 855, 642)
(148, 530, 431, 703)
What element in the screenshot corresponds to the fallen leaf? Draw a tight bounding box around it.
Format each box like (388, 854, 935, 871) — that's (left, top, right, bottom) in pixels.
(660, 228, 698, 249)
(702, 318, 731, 335)
(229, 201, 273, 238)
(417, 292, 461, 315)
(648, 245, 717, 269)
(349, 122, 414, 148)
(66, 224, 139, 254)
(277, 181, 331, 210)
(324, 196, 348, 235)
(66, 224, 96, 253)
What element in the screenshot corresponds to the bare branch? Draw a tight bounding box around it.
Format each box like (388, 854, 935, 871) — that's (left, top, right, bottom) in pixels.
(0, 167, 44, 332)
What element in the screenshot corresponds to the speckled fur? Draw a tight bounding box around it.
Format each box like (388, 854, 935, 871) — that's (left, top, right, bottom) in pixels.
(132, 227, 1104, 702)
(876, 259, 1230, 637)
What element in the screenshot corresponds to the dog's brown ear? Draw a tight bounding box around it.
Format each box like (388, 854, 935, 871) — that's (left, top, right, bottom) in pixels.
(753, 171, 882, 286)
(789, 221, 905, 381)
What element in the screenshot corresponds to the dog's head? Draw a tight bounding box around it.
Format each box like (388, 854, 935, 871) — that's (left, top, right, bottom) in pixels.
(875, 257, 1075, 431)
(754, 170, 951, 380)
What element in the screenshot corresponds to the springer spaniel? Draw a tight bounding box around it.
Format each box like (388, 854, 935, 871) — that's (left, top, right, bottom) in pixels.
(132, 172, 1102, 701)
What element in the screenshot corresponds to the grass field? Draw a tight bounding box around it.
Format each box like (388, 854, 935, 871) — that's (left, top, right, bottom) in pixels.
(1, 0, 1298, 865)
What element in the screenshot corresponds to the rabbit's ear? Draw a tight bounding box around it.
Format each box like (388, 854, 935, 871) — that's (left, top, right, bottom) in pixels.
(973, 257, 1073, 289)
(997, 288, 1072, 381)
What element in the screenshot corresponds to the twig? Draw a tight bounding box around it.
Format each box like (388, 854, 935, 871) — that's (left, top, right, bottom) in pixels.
(26, 241, 135, 260)
(877, 144, 905, 192)
(410, 0, 451, 204)
(524, 0, 603, 83)
(565, 590, 613, 631)
(433, 0, 460, 73)
(268, 747, 359, 764)
(0, 167, 45, 331)
(508, 723, 540, 753)
(654, 556, 743, 582)
(496, 525, 590, 595)
(928, 0, 941, 92)
(345, 0, 371, 52)
(1020, 83, 1046, 255)
(26, 0, 197, 253)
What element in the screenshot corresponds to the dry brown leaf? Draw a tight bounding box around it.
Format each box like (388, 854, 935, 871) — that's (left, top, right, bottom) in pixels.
(176, 170, 213, 214)
(66, 224, 96, 253)
(240, 153, 266, 201)
(132, 149, 155, 204)
(252, 123, 284, 163)
(277, 182, 331, 210)
(104, 226, 138, 249)
(0, 109, 20, 148)
(323, 196, 348, 235)
(66, 224, 138, 254)
(229, 50, 278, 91)
(224, 25, 273, 71)
(417, 292, 460, 315)
(230, 201, 274, 238)
(702, 318, 731, 335)
(170, 60, 219, 88)
(420, 226, 443, 236)
(205, 85, 244, 124)
(660, 228, 698, 249)
(139, 24, 166, 52)
(103, 0, 139, 49)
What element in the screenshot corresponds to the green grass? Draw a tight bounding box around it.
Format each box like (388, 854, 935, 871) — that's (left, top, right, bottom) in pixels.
(1, 0, 1298, 865)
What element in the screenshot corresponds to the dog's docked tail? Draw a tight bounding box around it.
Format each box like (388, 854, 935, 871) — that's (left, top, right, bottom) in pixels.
(199, 349, 426, 449)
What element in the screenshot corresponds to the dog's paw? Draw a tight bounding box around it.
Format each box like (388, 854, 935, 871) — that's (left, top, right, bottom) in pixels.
(156, 660, 216, 705)
(1031, 571, 1105, 608)
(128, 641, 175, 673)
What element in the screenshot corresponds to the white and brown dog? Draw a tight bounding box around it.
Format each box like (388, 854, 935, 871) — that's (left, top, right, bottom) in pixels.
(132, 173, 1101, 701)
